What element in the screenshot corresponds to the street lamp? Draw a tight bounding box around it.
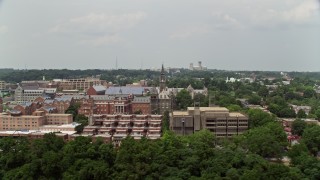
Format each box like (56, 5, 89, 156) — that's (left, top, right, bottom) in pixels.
(181, 118, 185, 136)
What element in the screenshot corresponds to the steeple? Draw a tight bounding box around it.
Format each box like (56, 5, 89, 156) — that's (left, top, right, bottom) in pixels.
(160, 64, 166, 92)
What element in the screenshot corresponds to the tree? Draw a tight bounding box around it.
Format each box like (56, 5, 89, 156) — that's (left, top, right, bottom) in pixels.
(291, 119, 307, 136)
(176, 89, 192, 110)
(240, 122, 288, 158)
(248, 94, 261, 105)
(258, 86, 269, 97)
(74, 114, 89, 133)
(302, 125, 320, 156)
(194, 93, 209, 107)
(278, 107, 296, 118)
(315, 109, 320, 120)
(65, 102, 81, 121)
(227, 104, 242, 112)
(247, 109, 276, 128)
(162, 110, 170, 132)
(297, 109, 307, 118)
(303, 87, 315, 98)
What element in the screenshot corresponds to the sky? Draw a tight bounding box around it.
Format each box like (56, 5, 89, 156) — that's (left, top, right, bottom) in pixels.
(0, 0, 320, 71)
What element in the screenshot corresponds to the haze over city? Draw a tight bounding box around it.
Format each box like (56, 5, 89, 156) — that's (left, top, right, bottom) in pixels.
(0, 0, 319, 71)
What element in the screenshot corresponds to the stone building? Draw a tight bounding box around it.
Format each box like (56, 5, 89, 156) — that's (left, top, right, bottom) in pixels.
(170, 107, 248, 138)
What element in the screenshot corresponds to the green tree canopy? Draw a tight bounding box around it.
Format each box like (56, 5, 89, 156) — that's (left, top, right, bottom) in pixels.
(176, 89, 192, 110)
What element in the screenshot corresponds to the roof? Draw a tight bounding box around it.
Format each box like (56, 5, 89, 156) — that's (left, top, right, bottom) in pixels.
(172, 111, 189, 116)
(60, 94, 89, 100)
(55, 96, 73, 102)
(106, 87, 147, 95)
(9, 109, 22, 114)
(92, 85, 107, 92)
(42, 106, 57, 112)
(44, 99, 54, 104)
(132, 96, 150, 103)
(229, 112, 246, 118)
(91, 95, 115, 101)
(20, 102, 33, 107)
(188, 107, 229, 112)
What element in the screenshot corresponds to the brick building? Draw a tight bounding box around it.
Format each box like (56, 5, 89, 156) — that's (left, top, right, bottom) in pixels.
(0, 110, 74, 131)
(13, 102, 39, 115)
(78, 97, 97, 116)
(0, 110, 46, 130)
(44, 96, 74, 113)
(46, 114, 73, 125)
(87, 85, 107, 95)
(132, 96, 151, 114)
(83, 114, 162, 146)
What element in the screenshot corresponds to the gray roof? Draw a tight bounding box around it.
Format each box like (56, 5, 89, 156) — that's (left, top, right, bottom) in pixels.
(92, 85, 107, 92)
(106, 87, 146, 95)
(60, 95, 89, 100)
(10, 109, 22, 114)
(91, 95, 115, 101)
(42, 106, 57, 112)
(132, 96, 151, 103)
(55, 96, 73, 102)
(44, 99, 54, 104)
(20, 102, 33, 107)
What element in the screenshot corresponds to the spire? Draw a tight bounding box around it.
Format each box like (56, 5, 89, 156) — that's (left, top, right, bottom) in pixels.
(160, 64, 166, 92)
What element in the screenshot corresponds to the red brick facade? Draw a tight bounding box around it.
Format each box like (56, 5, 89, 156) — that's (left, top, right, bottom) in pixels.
(78, 98, 97, 116)
(131, 103, 151, 114)
(14, 103, 38, 115)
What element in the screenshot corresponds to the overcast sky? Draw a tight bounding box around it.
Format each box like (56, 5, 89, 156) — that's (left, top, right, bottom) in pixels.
(0, 0, 319, 71)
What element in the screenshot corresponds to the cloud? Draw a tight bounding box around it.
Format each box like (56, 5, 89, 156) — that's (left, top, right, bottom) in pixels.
(209, 0, 319, 30)
(211, 13, 244, 30)
(170, 26, 210, 39)
(249, 0, 319, 28)
(80, 34, 123, 46)
(0, 25, 8, 34)
(282, 1, 319, 23)
(49, 12, 147, 45)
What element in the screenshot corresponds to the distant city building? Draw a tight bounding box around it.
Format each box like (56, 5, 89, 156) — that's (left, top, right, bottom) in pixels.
(225, 77, 238, 83)
(0, 97, 3, 113)
(189, 61, 207, 71)
(126, 80, 148, 87)
(170, 107, 248, 138)
(54, 77, 107, 92)
(14, 84, 46, 104)
(14, 81, 57, 104)
(186, 85, 208, 99)
(226, 77, 255, 83)
(290, 105, 311, 115)
(0, 81, 6, 90)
